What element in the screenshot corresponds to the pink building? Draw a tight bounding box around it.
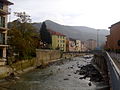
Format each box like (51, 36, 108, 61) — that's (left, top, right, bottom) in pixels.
(66, 38, 76, 52)
(86, 39, 97, 50)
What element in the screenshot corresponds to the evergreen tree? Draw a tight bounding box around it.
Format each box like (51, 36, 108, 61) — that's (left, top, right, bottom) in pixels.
(40, 22, 52, 45)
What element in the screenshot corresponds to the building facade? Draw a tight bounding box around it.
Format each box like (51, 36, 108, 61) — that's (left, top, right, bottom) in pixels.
(81, 41, 88, 52)
(75, 40, 82, 52)
(66, 38, 76, 52)
(49, 30, 66, 52)
(0, 0, 13, 65)
(86, 39, 97, 50)
(105, 21, 120, 51)
(66, 38, 83, 52)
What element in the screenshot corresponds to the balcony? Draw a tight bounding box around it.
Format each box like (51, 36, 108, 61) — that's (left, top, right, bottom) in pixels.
(0, 33, 7, 47)
(0, 2, 10, 15)
(0, 27, 8, 31)
(0, 16, 8, 31)
(0, 44, 8, 47)
(0, 9, 9, 15)
(0, 38, 8, 47)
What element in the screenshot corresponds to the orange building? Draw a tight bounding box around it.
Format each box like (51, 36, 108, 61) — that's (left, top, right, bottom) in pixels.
(105, 21, 120, 50)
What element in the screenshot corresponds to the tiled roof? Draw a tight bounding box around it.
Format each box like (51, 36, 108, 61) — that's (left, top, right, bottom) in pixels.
(109, 21, 120, 28)
(48, 29, 66, 36)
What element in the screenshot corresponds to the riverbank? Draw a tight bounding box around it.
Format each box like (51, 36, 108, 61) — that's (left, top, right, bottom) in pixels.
(0, 49, 86, 79)
(0, 55, 109, 90)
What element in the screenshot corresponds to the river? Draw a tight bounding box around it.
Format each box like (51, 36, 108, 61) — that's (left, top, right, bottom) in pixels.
(0, 55, 109, 90)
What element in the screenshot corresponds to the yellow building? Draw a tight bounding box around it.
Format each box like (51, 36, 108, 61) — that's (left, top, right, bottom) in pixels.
(49, 30, 66, 52)
(0, 0, 13, 65)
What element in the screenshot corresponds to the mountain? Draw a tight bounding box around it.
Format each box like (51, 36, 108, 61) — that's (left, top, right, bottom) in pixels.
(33, 20, 110, 46)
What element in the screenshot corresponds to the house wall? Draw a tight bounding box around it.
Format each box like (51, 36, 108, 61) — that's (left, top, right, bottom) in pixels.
(75, 40, 82, 51)
(0, 1, 10, 65)
(106, 23, 120, 50)
(52, 35, 66, 52)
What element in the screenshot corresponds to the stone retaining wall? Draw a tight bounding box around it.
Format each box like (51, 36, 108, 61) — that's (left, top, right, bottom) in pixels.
(0, 49, 85, 79)
(36, 49, 62, 66)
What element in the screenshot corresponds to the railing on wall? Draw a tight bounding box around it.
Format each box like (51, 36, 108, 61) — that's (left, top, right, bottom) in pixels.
(105, 52, 120, 90)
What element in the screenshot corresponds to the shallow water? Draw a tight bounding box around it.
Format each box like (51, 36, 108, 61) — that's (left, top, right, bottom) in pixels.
(0, 56, 109, 90)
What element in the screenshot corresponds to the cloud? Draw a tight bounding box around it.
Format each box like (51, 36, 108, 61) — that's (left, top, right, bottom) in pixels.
(9, 0, 120, 29)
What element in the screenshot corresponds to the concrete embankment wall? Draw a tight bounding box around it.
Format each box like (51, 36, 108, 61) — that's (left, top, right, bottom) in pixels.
(11, 58, 36, 71)
(92, 52, 109, 83)
(0, 49, 85, 79)
(36, 49, 86, 66)
(0, 66, 12, 78)
(0, 58, 36, 79)
(91, 51, 120, 90)
(104, 52, 120, 90)
(93, 54, 108, 75)
(36, 49, 62, 66)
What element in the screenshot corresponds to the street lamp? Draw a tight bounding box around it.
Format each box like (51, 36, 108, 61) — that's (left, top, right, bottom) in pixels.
(97, 29, 100, 48)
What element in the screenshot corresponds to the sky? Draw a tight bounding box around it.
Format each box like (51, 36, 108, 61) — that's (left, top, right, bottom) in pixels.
(9, 0, 120, 29)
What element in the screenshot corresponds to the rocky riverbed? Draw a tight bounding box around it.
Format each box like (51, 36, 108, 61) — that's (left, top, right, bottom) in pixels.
(0, 55, 109, 90)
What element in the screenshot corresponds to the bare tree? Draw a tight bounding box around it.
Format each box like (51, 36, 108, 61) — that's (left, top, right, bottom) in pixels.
(14, 12, 31, 23)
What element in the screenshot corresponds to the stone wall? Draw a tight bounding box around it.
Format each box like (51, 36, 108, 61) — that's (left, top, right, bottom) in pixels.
(0, 49, 85, 79)
(0, 66, 12, 78)
(36, 49, 86, 66)
(0, 58, 36, 79)
(11, 58, 36, 71)
(92, 53, 109, 83)
(36, 49, 62, 66)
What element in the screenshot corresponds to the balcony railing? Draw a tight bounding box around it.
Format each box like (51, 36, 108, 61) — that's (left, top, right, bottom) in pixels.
(0, 2, 3, 10)
(0, 16, 5, 28)
(0, 33, 5, 45)
(0, 22, 5, 28)
(0, 2, 10, 15)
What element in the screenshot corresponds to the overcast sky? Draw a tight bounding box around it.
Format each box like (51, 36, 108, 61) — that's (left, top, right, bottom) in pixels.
(9, 0, 120, 29)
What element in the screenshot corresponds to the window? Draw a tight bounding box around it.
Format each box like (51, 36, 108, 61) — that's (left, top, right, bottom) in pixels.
(118, 40, 120, 46)
(0, 16, 5, 27)
(0, 48, 3, 58)
(60, 44, 62, 47)
(0, 2, 3, 9)
(0, 33, 5, 44)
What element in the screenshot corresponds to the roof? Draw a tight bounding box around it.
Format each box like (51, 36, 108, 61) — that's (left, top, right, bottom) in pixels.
(48, 29, 66, 36)
(69, 38, 76, 41)
(0, 0, 13, 5)
(109, 21, 120, 28)
(106, 35, 110, 37)
(87, 39, 96, 41)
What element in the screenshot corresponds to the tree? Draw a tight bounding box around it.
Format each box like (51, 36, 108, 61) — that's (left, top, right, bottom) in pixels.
(14, 12, 31, 23)
(40, 22, 52, 48)
(8, 12, 39, 60)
